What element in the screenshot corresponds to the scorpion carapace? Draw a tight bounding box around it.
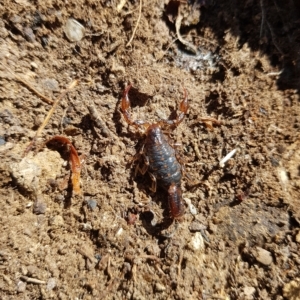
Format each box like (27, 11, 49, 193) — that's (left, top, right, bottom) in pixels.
(121, 84, 188, 219)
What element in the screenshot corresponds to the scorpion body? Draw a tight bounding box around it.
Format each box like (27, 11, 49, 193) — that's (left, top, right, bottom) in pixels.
(145, 125, 182, 190)
(121, 85, 188, 219)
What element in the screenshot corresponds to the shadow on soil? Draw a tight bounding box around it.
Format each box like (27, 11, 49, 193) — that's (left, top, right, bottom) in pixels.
(171, 0, 300, 92)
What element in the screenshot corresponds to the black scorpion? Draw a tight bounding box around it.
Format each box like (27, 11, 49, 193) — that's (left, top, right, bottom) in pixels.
(121, 84, 188, 219)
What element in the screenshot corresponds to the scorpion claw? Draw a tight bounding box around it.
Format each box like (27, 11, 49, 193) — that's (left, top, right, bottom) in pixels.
(121, 84, 132, 124)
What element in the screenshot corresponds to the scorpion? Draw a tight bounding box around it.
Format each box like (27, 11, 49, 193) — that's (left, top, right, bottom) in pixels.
(121, 84, 189, 219)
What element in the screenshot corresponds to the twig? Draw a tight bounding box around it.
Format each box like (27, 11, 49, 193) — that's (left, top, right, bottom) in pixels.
(20, 276, 45, 284)
(60, 107, 69, 132)
(259, 0, 265, 38)
(2, 274, 12, 285)
(126, 0, 142, 47)
(0, 63, 54, 105)
(198, 117, 221, 124)
(24, 80, 78, 155)
(200, 229, 211, 244)
(138, 255, 160, 263)
(76, 247, 97, 263)
(219, 148, 237, 168)
(155, 38, 178, 61)
(100, 278, 119, 299)
(107, 256, 113, 280)
(154, 264, 166, 276)
(87, 105, 113, 139)
(131, 263, 137, 282)
(192, 140, 202, 160)
(177, 250, 183, 278)
(266, 70, 282, 76)
(266, 21, 284, 55)
(125, 254, 160, 263)
(175, 11, 197, 54)
(124, 7, 139, 16)
(192, 116, 222, 131)
(98, 254, 110, 270)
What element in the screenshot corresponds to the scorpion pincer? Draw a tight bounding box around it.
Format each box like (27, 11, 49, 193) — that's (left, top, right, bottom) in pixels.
(121, 84, 188, 219)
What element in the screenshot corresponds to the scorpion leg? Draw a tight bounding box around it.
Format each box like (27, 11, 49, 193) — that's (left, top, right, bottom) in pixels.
(141, 154, 157, 192)
(134, 148, 149, 176)
(135, 161, 148, 176)
(135, 152, 157, 192)
(148, 172, 157, 193)
(180, 164, 194, 184)
(135, 154, 157, 192)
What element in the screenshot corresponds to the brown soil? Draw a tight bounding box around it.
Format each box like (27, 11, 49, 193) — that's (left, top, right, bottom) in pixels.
(1, 0, 300, 299)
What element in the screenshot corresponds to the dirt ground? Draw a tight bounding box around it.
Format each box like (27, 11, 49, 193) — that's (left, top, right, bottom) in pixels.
(1, 0, 300, 299)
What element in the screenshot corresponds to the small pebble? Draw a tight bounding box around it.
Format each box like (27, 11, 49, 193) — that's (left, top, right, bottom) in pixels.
(49, 215, 64, 226)
(116, 227, 123, 236)
(10, 15, 22, 23)
(64, 126, 81, 136)
(0, 136, 6, 145)
(23, 228, 32, 237)
(42, 78, 59, 91)
(283, 278, 300, 300)
(47, 278, 56, 291)
(21, 266, 28, 276)
(64, 18, 85, 42)
(277, 144, 285, 154)
(26, 202, 33, 208)
(61, 117, 73, 127)
(16, 280, 27, 293)
(23, 27, 36, 42)
(188, 232, 204, 252)
(86, 199, 97, 210)
(185, 198, 198, 215)
(27, 265, 38, 277)
(296, 232, 300, 243)
(255, 247, 273, 266)
(34, 115, 44, 127)
(41, 35, 49, 47)
(189, 221, 206, 232)
(123, 262, 131, 274)
(33, 200, 47, 214)
(80, 222, 92, 231)
(0, 109, 18, 125)
(0, 25, 8, 38)
(30, 62, 38, 69)
(155, 282, 166, 292)
(7, 125, 25, 137)
(208, 221, 217, 233)
(55, 195, 65, 202)
(95, 254, 102, 262)
(244, 286, 255, 296)
(10, 158, 41, 193)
